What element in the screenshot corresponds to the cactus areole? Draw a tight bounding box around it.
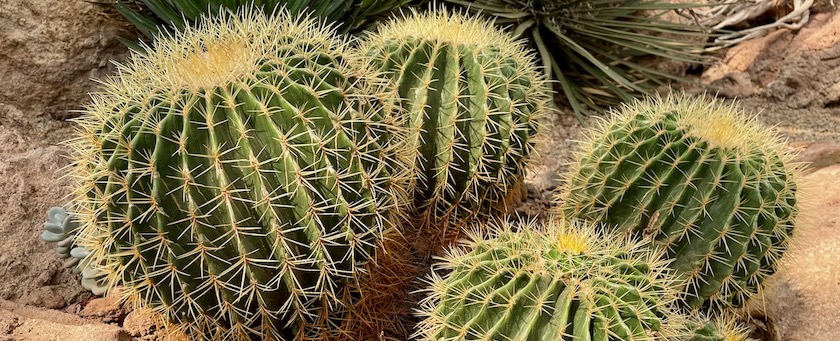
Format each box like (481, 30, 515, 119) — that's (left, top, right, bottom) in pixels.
(66, 9, 409, 340)
(356, 9, 550, 227)
(560, 94, 800, 311)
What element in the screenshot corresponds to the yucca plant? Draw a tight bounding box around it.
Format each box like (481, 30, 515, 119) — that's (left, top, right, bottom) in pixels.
(443, 0, 711, 117)
(111, 0, 413, 41)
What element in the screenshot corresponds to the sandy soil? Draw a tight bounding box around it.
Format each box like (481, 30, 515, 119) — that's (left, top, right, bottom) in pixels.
(759, 165, 840, 341)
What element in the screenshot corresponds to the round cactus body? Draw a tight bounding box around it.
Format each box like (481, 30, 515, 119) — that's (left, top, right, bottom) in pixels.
(416, 219, 687, 341)
(356, 9, 551, 227)
(559, 94, 800, 311)
(67, 9, 409, 340)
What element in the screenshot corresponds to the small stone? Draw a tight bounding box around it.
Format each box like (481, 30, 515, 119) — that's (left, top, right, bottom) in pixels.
(794, 140, 840, 172)
(710, 72, 756, 99)
(0, 299, 133, 341)
(79, 295, 126, 323)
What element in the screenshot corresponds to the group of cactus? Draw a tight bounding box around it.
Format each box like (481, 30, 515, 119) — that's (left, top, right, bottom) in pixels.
(39, 3, 801, 341)
(45, 6, 548, 340)
(418, 94, 800, 341)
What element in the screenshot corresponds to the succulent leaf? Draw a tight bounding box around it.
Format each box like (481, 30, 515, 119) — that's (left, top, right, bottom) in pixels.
(40, 207, 109, 296)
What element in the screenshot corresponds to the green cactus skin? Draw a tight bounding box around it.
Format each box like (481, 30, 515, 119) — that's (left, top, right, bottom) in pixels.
(66, 9, 410, 341)
(355, 9, 551, 228)
(416, 218, 689, 341)
(41, 207, 108, 296)
(688, 314, 755, 341)
(558, 94, 801, 312)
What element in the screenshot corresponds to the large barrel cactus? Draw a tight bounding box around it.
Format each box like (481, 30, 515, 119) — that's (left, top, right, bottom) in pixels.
(66, 9, 410, 340)
(558, 94, 801, 311)
(416, 218, 688, 341)
(355, 9, 551, 228)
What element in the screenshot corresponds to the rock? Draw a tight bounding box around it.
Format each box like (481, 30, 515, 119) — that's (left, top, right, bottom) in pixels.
(0, 142, 86, 305)
(122, 308, 158, 337)
(794, 140, 840, 172)
(0, 0, 126, 117)
(701, 8, 840, 108)
(760, 165, 840, 341)
(19, 286, 67, 309)
(0, 299, 133, 341)
(79, 296, 127, 323)
(0, 0, 127, 310)
(710, 72, 757, 98)
(702, 29, 787, 85)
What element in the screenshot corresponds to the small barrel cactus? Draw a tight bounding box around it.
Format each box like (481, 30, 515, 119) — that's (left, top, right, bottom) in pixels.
(66, 8, 410, 341)
(41, 207, 108, 295)
(416, 218, 688, 341)
(558, 93, 801, 311)
(355, 9, 551, 228)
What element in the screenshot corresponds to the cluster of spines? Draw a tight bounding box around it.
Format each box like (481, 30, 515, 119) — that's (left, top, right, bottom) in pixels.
(558, 93, 801, 311)
(356, 8, 551, 229)
(687, 313, 755, 341)
(415, 218, 688, 341)
(65, 9, 410, 341)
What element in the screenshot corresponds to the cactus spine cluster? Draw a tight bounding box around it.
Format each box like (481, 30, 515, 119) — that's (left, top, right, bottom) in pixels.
(416, 218, 687, 341)
(688, 314, 755, 341)
(66, 9, 410, 340)
(356, 9, 550, 227)
(558, 94, 800, 311)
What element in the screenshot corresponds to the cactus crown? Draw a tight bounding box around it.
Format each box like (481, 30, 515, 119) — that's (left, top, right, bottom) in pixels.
(66, 8, 410, 340)
(558, 93, 801, 311)
(364, 8, 526, 56)
(357, 8, 550, 228)
(106, 7, 357, 91)
(647, 96, 784, 153)
(416, 218, 688, 341)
